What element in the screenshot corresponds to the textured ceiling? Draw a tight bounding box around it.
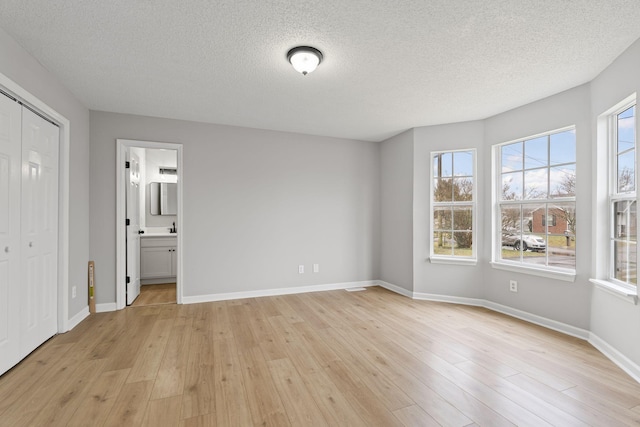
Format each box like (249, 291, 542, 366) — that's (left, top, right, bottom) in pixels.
(1, 1, 640, 141)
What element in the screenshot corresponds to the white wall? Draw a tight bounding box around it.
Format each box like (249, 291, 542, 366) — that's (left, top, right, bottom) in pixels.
(380, 130, 414, 292)
(90, 111, 380, 303)
(590, 39, 640, 362)
(0, 27, 90, 321)
(413, 121, 485, 299)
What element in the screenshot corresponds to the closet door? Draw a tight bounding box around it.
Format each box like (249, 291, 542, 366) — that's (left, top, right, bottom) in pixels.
(20, 107, 59, 356)
(0, 95, 22, 375)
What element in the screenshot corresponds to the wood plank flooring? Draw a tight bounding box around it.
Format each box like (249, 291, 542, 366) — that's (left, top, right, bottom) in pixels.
(131, 283, 177, 307)
(1, 286, 640, 426)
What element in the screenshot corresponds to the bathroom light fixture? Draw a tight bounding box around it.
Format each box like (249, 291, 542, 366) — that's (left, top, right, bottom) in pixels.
(287, 46, 323, 75)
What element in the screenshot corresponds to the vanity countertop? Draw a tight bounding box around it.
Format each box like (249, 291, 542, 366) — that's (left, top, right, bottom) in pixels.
(142, 232, 177, 237)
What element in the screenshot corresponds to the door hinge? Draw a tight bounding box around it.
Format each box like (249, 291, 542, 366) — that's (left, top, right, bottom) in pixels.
(126, 218, 130, 226)
(126, 276, 130, 284)
(125, 161, 130, 168)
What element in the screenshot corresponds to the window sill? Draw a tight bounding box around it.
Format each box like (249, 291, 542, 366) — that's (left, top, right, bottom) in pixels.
(429, 257, 477, 266)
(589, 279, 638, 305)
(490, 261, 576, 282)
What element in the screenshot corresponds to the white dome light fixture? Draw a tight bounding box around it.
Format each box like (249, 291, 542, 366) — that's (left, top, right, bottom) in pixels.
(287, 46, 323, 75)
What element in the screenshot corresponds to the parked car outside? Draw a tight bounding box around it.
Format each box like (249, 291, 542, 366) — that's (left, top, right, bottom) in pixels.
(501, 232, 546, 252)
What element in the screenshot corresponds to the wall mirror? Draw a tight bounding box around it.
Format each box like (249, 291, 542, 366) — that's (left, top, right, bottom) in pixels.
(150, 182, 177, 215)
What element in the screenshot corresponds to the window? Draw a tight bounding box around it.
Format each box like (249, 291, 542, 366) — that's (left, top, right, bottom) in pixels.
(610, 103, 636, 286)
(431, 149, 476, 261)
(495, 127, 576, 273)
(542, 214, 556, 227)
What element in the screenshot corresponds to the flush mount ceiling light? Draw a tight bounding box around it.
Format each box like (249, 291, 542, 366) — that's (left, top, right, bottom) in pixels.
(287, 46, 323, 75)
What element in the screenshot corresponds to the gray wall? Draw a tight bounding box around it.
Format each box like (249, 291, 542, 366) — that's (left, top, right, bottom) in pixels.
(379, 130, 414, 292)
(590, 39, 640, 362)
(90, 111, 380, 303)
(413, 121, 485, 299)
(482, 84, 593, 330)
(0, 27, 90, 320)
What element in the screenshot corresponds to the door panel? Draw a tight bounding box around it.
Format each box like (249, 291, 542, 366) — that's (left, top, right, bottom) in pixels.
(0, 96, 21, 375)
(20, 108, 58, 357)
(126, 150, 141, 305)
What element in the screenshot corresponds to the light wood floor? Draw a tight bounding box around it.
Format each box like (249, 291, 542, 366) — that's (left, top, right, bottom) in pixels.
(131, 284, 177, 307)
(1, 286, 640, 426)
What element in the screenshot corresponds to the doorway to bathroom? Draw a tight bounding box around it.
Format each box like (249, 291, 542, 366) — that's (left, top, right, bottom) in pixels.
(116, 139, 183, 309)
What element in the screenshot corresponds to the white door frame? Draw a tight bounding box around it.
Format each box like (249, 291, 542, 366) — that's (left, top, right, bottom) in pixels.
(0, 72, 71, 333)
(116, 139, 183, 309)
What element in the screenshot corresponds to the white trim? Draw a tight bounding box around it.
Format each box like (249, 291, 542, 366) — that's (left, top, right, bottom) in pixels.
(182, 281, 378, 304)
(380, 282, 589, 340)
(490, 261, 576, 282)
(96, 303, 117, 313)
(116, 139, 183, 310)
(483, 300, 589, 340)
(413, 292, 484, 307)
(590, 278, 638, 304)
(376, 280, 414, 298)
(0, 72, 70, 333)
(67, 306, 90, 330)
(589, 333, 640, 384)
(429, 257, 477, 266)
(429, 149, 477, 261)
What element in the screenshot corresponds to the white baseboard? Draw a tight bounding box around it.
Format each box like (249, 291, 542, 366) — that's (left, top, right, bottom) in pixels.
(67, 306, 90, 331)
(589, 333, 640, 384)
(378, 282, 590, 340)
(483, 301, 589, 340)
(182, 280, 378, 304)
(96, 302, 117, 313)
(377, 280, 413, 298)
(413, 291, 485, 308)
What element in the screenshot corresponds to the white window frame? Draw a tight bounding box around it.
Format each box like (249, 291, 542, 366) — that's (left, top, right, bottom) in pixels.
(590, 95, 637, 301)
(491, 126, 577, 282)
(429, 149, 477, 265)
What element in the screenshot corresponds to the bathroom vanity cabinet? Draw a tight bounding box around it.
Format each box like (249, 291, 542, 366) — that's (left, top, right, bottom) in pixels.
(140, 235, 177, 283)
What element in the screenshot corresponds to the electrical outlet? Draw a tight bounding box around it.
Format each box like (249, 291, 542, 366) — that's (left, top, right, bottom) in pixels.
(509, 280, 518, 292)
(298, 265, 304, 274)
(72, 286, 77, 298)
(313, 264, 319, 273)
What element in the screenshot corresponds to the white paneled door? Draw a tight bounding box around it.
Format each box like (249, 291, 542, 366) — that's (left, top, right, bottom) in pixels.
(20, 107, 59, 356)
(126, 149, 141, 305)
(0, 94, 22, 375)
(0, 97, 59, 376)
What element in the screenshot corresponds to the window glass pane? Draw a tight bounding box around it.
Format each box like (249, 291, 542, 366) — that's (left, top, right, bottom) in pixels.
(617, 150, 635, 193)
(452, 231, 473, 255)
(524, 136, 548, 170)
(524, 169, 548, 199)
(614, 200, 637, 241)
(550, 130, 576, 165)
(434, 178, 453, 202)
(618, 105, 636, 153)
(500, 205, 521, 240)
(453, 177, 473, 201)
(501, 172, 522, 200)
(501, 142, 522, 173)
(550, 165, 575, 197)
(453, 151, 473, 176)
(433, 231, 453, 256)
(547, 202, 576, 270)
(453, 207, 473, 231)
(439, 152, 453, 177)
(433, 207, 452, 231)
(614, 241, 637, 284)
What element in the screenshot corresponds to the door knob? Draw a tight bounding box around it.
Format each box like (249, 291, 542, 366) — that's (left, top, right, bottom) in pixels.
(4, 246, 8, 253)
(29, 242, 33, 247)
